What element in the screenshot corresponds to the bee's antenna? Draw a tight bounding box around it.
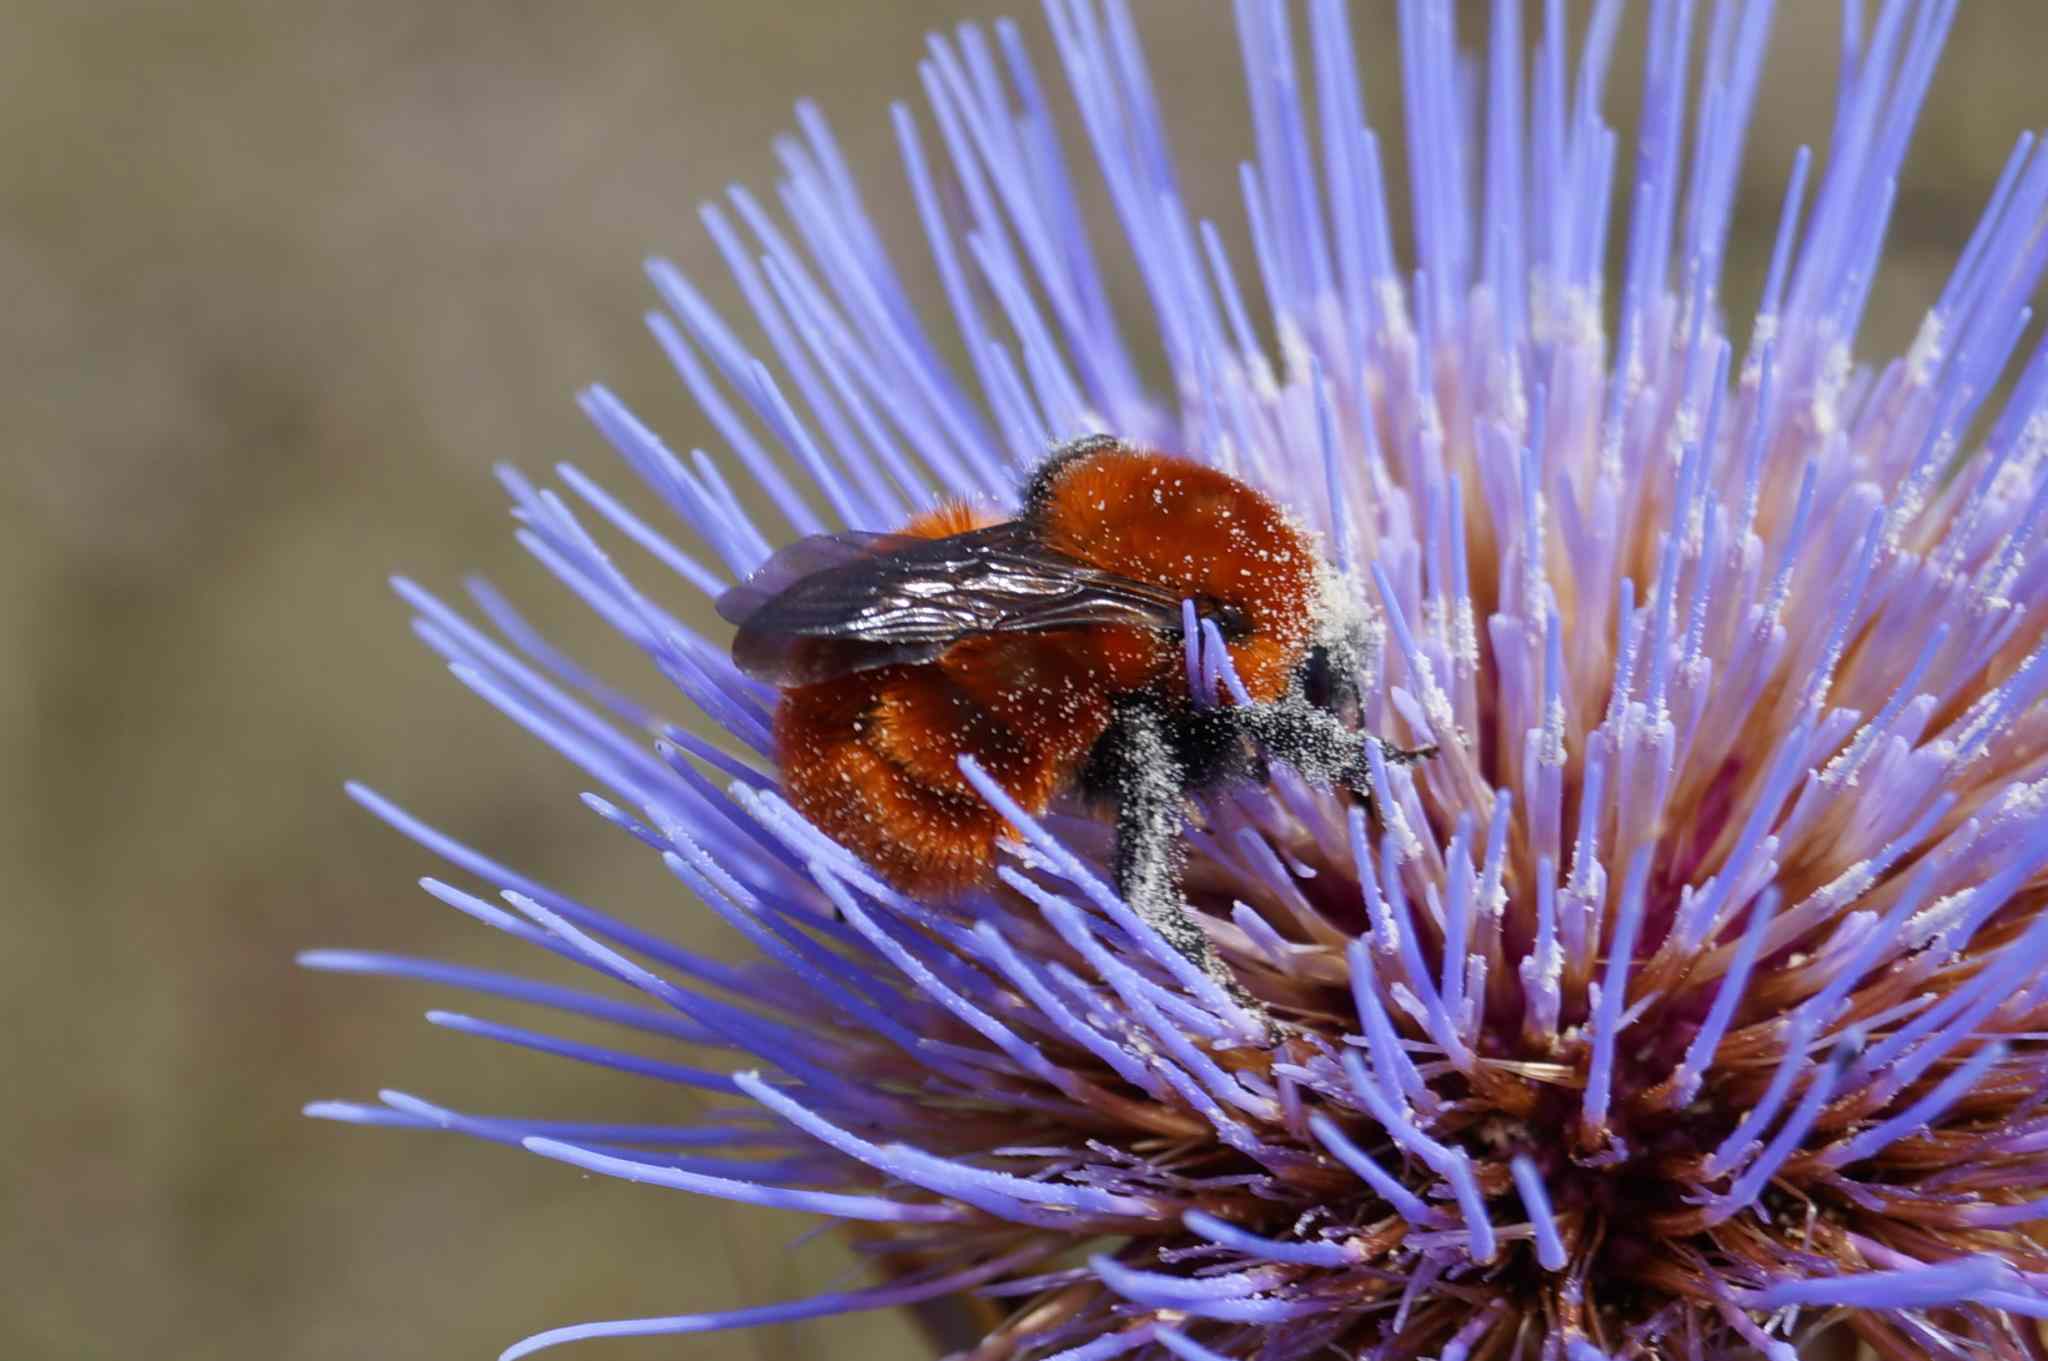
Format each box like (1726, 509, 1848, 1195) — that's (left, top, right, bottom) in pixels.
(1236, 693, 1432, 803)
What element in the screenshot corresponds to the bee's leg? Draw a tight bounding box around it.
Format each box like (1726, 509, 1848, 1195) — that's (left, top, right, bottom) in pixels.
(1235, 692, 1435, 803)
(1083, 701, 1206, 969)
(1095, 703, 1276, 1025)
(1085, 701, 1271, 1001)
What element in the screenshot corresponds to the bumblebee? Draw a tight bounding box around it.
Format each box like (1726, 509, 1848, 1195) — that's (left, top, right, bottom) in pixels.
(721, 435, 1428, 936)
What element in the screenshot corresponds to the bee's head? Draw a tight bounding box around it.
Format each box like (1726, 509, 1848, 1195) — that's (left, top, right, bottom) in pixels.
(1295, 601, 1374, 722)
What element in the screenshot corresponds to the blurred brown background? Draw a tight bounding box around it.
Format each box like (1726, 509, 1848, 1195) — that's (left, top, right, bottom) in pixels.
(1, 2, 2038, 1358)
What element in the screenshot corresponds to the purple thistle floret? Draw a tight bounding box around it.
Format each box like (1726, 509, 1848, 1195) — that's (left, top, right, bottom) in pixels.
(307, 1, 2048, 1357)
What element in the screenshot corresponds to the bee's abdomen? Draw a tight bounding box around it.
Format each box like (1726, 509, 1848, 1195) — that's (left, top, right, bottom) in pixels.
(775, 654, 1110, 894)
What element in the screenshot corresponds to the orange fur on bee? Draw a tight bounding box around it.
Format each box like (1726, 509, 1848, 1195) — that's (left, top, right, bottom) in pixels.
(1033, 449, 1318, 701)
(772, 447, 1320, 895)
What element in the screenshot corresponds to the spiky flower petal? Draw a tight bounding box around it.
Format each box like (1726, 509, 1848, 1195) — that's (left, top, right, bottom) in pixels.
(311, 2, 2048, 1358)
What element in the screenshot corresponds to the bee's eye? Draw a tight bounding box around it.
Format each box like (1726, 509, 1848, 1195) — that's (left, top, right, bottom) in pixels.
(1209, 601, 1253, 643)
(1174, 597, 1252, 644)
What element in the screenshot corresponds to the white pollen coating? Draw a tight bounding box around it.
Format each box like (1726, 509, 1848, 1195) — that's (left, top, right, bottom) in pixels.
(1906, 313, 1946, 387)
(1904, 888, 1978, 956)
(1539, 695, 1567, 767)
(1306, 556, 1371, 667)
(1990, 775, 2048, 823)
(2016, 409, 2048, 477)
(1809, 340, 1855, 436)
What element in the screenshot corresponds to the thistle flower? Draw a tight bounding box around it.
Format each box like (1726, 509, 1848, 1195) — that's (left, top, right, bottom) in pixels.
(305, 1, 2048, 1357)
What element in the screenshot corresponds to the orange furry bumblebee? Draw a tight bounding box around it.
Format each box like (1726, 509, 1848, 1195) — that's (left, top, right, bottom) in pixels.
(719, 436, 1425, 907)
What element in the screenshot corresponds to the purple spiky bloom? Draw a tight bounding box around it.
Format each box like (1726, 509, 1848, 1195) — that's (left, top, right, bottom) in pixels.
(306, 1, 2048, 1357)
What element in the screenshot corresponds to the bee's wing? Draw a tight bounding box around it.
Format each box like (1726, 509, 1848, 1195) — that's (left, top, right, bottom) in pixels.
(720, 520, 1187, 685)
(714, 530, 922, 628)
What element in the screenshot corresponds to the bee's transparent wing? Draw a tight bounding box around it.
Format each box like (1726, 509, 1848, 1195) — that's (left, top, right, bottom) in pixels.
(719, 520, 1187, 685)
